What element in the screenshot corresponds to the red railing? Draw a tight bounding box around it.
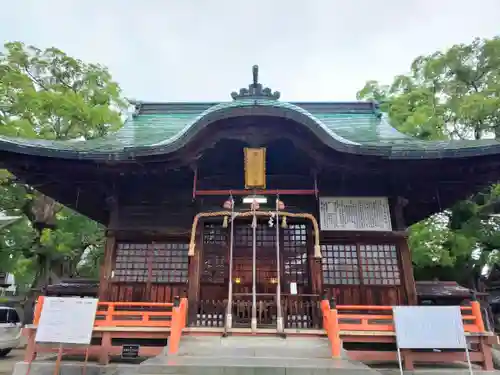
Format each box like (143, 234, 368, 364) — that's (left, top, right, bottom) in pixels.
(33, 297, 176, 328)
(95, 301, 174, 327)
(321, 299, 487, 359)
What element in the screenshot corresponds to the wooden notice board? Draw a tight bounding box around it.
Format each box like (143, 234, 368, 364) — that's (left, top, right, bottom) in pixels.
(35, 297, 98, 344)
(244, 148, 266, 189)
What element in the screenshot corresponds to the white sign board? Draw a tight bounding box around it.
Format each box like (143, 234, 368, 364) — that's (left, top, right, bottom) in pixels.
(35, 297, 98, 344)
(290, 282, 298, 295)
(392, 306, 466, 349)
(319, 197, 392, 231)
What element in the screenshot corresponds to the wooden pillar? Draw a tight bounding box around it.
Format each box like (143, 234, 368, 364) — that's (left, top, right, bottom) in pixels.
(399, 236, 417, 305)
(308, 224, 323, 296)
(393, 196, 409, 231)
(392, 197, 417, 305)
(187, 222, 203, 323)
(99, 232, 116, 301)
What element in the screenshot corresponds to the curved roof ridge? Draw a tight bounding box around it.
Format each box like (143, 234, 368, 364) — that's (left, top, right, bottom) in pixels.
(150, 100, 360, 148)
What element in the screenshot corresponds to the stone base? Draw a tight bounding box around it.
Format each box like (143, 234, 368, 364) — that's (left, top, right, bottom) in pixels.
(13, 335, 500, 375)
(12, 361, 108, 375)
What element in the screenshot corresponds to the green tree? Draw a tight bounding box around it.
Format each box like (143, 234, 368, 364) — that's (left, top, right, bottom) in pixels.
(357, 36, 500, 287)
(0, 41, 126, 290)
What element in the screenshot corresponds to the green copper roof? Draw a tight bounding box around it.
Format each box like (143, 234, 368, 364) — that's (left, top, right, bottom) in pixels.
(0, 98, 499, 161)
(0, 62, 499, 161)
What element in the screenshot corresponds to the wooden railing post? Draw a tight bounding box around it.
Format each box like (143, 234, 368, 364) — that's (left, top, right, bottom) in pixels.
(33, 296, 44, 325)
(321, 295, 329, 331)
(168, 296, 182, 355)
(24, 296, 45, 362)
(329, 296, 342, 358)
(182, 298, 188, 328)
(105, 303, 114, 325)
(470, 291, 486, 332)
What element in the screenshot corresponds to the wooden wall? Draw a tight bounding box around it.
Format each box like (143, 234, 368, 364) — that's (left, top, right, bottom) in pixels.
(320, 233, 415, 306)
(107, 283, 187, 302)
(100, 187, 417, 307)
(100, 235, 191, 303)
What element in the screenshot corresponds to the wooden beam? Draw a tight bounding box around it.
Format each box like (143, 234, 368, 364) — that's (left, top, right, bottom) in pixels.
(194, 189, 318, 197)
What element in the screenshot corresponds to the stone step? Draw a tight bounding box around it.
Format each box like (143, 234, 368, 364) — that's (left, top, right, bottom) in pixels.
(173, 335, 335, 359)
(134, 355, 381, 375)
(121, 335, 372, 374)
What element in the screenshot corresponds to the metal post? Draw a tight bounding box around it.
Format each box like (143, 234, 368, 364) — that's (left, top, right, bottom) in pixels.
(251, 206, 257, 332)
(225, 197, 235, 332)
(275, 197, 283, 333)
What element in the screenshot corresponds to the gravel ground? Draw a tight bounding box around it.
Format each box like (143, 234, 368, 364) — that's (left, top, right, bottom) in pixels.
(0, 349, 24, 375)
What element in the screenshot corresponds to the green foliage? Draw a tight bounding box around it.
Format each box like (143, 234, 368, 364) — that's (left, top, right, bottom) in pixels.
(358, 36, 500, 285)
(0, 41, 126, 290)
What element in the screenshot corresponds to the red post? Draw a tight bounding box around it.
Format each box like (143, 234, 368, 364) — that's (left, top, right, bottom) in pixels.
(330, 309, 341, 358)
(471, 300, 485, 332)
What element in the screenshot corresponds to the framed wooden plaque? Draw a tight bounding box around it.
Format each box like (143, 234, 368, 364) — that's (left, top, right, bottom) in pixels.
(244, 147, 266, 189)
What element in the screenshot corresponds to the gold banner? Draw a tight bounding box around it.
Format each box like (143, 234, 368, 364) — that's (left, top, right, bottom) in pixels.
(244, 148, 266, 189)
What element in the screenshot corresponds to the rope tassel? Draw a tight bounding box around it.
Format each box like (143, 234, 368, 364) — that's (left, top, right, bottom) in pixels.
(281, 216, 287, 228)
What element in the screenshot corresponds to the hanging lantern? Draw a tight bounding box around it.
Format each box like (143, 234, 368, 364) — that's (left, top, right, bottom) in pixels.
(278, 200, 285, 210)
(234, 277, 241, 284)
(223, 199, 233, 209)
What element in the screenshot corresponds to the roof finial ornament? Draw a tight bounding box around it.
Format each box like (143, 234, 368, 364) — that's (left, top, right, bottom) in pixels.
(231, 65, 280, 101)
(252, 65, 259, 86)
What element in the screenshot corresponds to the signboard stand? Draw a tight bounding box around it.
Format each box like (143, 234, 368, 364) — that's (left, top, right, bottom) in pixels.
(53, 345, 63, 375)
(34, 297, 98, 375)
(395, 346, 403, 375)
(392, 306, 473, 375)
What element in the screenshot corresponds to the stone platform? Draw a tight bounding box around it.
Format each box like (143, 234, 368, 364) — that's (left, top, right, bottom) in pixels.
(11, 335, 500, 375)
(124, 335, 376, 374)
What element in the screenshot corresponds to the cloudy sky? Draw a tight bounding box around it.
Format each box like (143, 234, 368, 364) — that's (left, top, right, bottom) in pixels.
(1, 0, 499, 102)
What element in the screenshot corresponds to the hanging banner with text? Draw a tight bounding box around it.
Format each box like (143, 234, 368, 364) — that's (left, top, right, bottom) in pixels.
(319, 197, 392, 231)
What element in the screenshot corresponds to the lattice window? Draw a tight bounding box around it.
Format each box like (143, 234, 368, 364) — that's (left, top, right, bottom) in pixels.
(151, 243, 189, 283)
(321, 244, 360, 285)
(203, 223, 227, 245)
(283, 224, 309, 285)
(321, 243, 400, 286)
(234, 224, 276, 248)
(202, 224, 228, 284)
(114, 242, 189, 283)
(359, 244, 400, 285)
(114, 243, 150, 282)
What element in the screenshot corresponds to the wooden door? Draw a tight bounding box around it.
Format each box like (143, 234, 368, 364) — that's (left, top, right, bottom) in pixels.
(200, 223, 229, 301)
(231, 221, 278, 327)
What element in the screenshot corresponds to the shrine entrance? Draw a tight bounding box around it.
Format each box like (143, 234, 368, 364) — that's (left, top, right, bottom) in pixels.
(196, 216, 318, 330)
(231, 221, 280, 328)
(229, 219, 313, 329)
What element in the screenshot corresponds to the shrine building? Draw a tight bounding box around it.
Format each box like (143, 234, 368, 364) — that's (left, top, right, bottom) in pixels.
(2, 65, 500, 333)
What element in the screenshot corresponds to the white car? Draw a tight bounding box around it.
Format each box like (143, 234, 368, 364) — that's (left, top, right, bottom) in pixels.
(0, 306, 22, 356)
